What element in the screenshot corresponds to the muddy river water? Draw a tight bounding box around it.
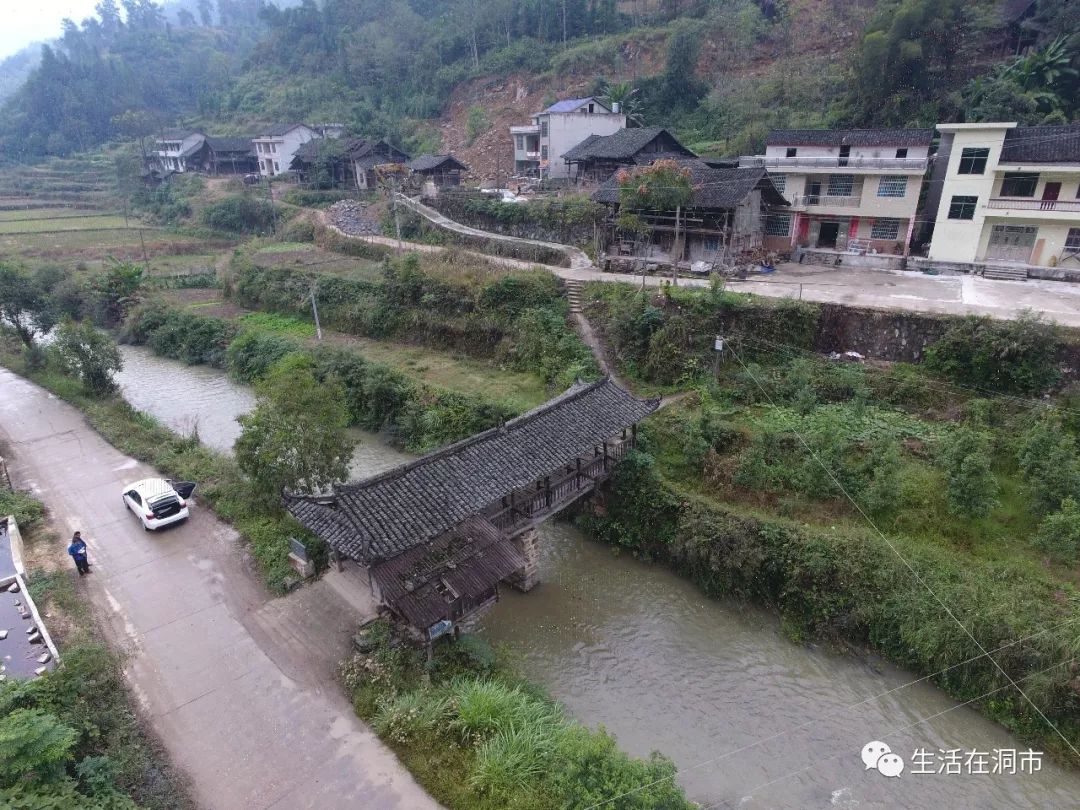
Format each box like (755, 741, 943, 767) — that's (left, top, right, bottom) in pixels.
(116, 345, 1080, 808)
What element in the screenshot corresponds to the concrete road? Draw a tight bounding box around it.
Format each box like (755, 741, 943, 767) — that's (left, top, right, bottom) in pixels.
(336, 220, 1080, 327)
(0, 368, 440, 810)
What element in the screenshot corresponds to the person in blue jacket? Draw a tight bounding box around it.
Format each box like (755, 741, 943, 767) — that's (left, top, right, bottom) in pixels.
(68, 531, 90, 575)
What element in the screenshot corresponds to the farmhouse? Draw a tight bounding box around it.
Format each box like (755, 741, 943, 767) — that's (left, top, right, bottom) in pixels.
(253, 123, 319, 178)
(593, 157, 789, 271)
(563, 127, 696, 184)
(510, 97, 626, 181)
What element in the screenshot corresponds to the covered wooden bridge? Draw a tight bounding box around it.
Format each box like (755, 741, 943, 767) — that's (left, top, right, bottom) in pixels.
(285, 377, 658, 638)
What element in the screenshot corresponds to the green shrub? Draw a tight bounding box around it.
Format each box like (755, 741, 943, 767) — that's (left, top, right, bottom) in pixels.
(1033, 498, 1080, 562)
(200, 195, 276, 235)
(464, 106, 489, 146)
(938, 426, 998, 518)
(1017, 415, 1080, 514)
(923, 313, 1060, 395)
(224, 331, 301, 382)
(0, 489, 46, 531)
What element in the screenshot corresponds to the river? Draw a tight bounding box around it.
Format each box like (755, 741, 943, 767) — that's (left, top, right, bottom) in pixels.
(115, 345, 1080, 809)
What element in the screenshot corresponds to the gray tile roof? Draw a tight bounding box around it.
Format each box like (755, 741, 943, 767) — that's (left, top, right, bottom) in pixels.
(1001, 124, 1080, 165)
(562, 127, 694, 162)
(205, 136, 254, 154)
(286, 377, 658, 563)
(765, 128, 934, 147)
(371, 517, 524, 629)
(592, 157, 789, 209)
(408, 154, 467, 172)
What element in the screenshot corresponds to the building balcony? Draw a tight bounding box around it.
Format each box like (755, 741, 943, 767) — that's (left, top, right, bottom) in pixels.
(987, 197, 1080, 214)
(510, 125, 540, 135)
(740, 156, 928, 172)
(790, 194, 863, 210)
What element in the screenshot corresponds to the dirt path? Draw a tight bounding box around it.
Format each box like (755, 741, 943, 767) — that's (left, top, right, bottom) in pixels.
(0, 368, 440, 810)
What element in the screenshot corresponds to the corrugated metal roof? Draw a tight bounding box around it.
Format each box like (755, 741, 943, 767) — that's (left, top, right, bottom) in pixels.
(543, 97, 608, 114)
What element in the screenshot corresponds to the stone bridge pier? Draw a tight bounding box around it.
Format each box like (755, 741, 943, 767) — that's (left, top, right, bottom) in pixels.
(505, 528, 541, 592)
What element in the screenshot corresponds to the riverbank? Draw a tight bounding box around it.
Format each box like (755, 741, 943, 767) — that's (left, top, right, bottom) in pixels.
(0, 337, 316, 591)
(0, 342, 697, 808)
(575, 282, 1080, 765)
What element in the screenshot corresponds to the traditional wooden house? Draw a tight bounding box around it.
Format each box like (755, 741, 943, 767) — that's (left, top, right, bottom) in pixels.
(407, 154, 468, 194)
(562, 127, 696, 184)
(149, 129, 207, 173)
(285, 378, 658, 639)
(593, 157, 790, 270)
(350, 139, 411, 190)
(290, 138, 351, 187)
(203, 136, 257, 175)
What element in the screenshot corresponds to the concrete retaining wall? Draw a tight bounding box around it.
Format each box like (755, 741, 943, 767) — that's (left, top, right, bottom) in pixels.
(795, 247, 905, 271)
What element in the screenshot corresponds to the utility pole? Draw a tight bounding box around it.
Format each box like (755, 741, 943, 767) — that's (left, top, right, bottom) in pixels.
(392, 186, 403, 252)
(672, 204, 681, 286)
(310, 282, 323, 340)
(265, 175, 277, 234)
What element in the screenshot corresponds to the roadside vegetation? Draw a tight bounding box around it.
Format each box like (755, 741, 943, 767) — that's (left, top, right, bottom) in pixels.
(343, 620, 692, 810)
(0, 490, 193, 810)
(581, 281, 1080, 763)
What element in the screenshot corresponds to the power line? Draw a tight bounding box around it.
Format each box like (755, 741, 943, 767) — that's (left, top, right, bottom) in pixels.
(725, 342, 1080, 762)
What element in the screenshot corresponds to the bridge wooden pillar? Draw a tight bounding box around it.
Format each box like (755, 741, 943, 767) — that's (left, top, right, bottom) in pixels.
(505, 527, 540, 592)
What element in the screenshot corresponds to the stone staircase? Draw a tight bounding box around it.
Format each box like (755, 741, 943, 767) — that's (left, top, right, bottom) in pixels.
(983, 264, 1029, 281)
(565, 278, 584, 313)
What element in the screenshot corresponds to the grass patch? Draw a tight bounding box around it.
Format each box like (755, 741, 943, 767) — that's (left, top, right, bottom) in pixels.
(239, 311, 317, 338)
(0, 214, 130, 233)
(342, 622, 693, 809)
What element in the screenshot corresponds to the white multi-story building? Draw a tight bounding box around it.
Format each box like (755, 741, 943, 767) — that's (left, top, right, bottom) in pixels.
(509, 97, 626, 181)
(928, 123, 1080, 270)
(741, 129, 933, 256)
(252, 124, 319, 177)
(150, 129, 206, 173)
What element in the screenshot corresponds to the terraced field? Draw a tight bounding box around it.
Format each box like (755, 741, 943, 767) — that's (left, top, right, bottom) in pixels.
(0, 155, 232, 277)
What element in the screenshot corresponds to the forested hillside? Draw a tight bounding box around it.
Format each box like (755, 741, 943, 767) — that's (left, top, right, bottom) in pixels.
(0, 0, 1076, 165)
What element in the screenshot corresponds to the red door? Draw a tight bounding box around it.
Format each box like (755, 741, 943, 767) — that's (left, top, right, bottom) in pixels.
(1042, 182, 1061, 210)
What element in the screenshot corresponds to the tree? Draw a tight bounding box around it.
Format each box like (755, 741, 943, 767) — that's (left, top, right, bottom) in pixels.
(1017, 415, 1080, 515)
(0, 709, 77, 787)
(197, 0, 214, 26)
(1034, 497, 1080, 562)
(0, 264, 57, 350)
(90, 261, 143, 328)
(52, 320, 123, 396)
(615, 159, 693, 274)
(938, 426, 997, 519)
(235, 354, 356, 502)
(599, 80, 644, 126)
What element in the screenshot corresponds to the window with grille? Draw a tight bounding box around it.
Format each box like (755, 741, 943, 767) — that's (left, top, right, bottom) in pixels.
(1066, 228, 1080, 251)
(877, 176, 907, 197)
(827, 174, 854, 196)
(703, 236, 720, 252)
(771, 174, 786, 194)
(540, 120, 549, 136)
(999, 173, 1039, 197)
(765, 213, 792, 237)
(541, 146, 548, 159)
(870, 219, 901, 240)
(947, 195, 978, 220)
(958, 147, 989, 175)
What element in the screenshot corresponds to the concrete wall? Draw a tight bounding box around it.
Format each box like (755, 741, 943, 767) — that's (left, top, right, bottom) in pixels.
(764, 144, 931, 161)
(544, 111, 625, 180)
(928, 124, 1011, 263)
(255, 127, 317, 177)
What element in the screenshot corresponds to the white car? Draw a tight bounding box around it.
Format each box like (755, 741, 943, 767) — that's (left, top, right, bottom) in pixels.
(122, 478, 195, 531)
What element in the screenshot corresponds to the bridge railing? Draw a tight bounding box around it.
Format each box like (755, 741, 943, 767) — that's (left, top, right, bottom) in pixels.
(486, 436, 633, 534)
